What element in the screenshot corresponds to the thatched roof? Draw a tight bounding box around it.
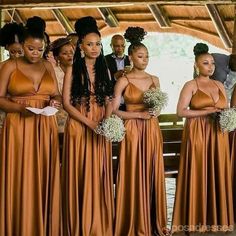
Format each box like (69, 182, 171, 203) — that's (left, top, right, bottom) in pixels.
(1, 0, 236, 50)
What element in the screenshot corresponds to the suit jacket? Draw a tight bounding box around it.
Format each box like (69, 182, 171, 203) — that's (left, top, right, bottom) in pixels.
(105, 53, 130, 84)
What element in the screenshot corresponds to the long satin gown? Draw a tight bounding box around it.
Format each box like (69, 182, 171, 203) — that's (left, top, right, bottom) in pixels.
(229, 129, 236, 222)
(0, 66, 61, 236)
(62, 95, 114, 236)
(172, 80, 234, 233)
(114, 78, 167, 236)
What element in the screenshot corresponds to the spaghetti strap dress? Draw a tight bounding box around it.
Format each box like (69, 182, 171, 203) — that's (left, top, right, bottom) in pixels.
(114, 76, 168, 236)
(0, 62, 61, 236)
(172, 79, 234, 233)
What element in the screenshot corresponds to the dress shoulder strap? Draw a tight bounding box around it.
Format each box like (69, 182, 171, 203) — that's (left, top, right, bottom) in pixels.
(194, 78, 199, 89)
(124, 74, 130, 83)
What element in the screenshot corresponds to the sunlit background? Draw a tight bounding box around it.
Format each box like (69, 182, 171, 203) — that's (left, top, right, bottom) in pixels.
(103, 32, 229, 113)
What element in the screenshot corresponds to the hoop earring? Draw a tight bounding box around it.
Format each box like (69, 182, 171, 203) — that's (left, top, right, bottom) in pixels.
(81, 50, 85, 58)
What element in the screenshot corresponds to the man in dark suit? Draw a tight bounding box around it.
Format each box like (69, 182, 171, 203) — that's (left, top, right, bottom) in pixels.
(105, 34, 131, 85)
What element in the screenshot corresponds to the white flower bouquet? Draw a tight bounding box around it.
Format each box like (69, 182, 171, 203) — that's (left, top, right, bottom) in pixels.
(219, 108, 236, 132)
(143, 88, 168, 116)
(94, 114, 126, 142)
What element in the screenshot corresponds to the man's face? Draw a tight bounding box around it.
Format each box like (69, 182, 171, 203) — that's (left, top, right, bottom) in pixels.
(111, 38, 125, 58)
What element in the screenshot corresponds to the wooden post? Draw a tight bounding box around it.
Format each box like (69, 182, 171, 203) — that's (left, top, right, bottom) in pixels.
(232, 5, 236, 54)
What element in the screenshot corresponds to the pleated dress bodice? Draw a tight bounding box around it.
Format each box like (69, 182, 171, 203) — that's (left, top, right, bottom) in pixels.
(7, 67, 56, 108)
(190, 84, 227, 110)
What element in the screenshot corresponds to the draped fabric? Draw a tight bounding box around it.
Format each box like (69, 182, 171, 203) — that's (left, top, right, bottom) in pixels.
(62, 96, 114, 236)
(0, 67, 61, 236)
(114, 78, 167, 236)
(172, 80, 234, 234)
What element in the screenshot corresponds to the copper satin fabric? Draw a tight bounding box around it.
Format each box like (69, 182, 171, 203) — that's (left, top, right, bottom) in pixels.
(114, 82, 167, 236)
(0, 68, 61, 236)
(172, 82, 234, 233)
(61, 96, 114, 236)
(229, 131, 236, 222)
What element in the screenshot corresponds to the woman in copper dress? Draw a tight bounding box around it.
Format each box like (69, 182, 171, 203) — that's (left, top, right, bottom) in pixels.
(62, 16, 114, 236)
(0, 22, 25, 132)
(0, 18, 61, 236)
(229, 79, 236, 222)
(113, 27, 168, 236)
(172, 43, 234, 234)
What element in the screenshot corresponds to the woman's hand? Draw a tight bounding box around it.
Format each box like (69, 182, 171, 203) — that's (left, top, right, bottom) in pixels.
(50, 99, 61, 109)
(138, 111, 152, 120)
(87, 120, 99, 131)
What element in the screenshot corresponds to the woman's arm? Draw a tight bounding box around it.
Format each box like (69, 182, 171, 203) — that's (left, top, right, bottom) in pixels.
(112, 76, 152, 120)
(0, 61, 29, 113)
(44, 60, 62, 108)
(177, 80, 220, 118)
(62, 66, 99, 130)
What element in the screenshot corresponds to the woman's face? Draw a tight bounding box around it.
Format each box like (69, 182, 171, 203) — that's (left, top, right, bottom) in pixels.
(57, 44, 74, 67)
(130, 46, 149, 70)
(196, 53, 215, 76)
(22, 37, 45, 63)
(80, 33, 101, 59)
(7, 43, 24, 59)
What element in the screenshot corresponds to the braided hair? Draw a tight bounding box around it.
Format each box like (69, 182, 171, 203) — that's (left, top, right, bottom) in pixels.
(124, 26, 147, 55)
(71, 16, 113, 111)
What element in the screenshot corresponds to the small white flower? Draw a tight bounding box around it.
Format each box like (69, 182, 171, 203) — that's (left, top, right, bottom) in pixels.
(219, 108, 236, 132)
(94, 114, 126, 142)
(143, 88, 168, 115)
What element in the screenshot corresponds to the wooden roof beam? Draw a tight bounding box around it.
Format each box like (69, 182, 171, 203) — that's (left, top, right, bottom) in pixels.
(5, 9, 25, 24)
(205, 4, 232, 48)
(0, 1, 234, 9)
(148, 4, 171, 28)
(98, 7, 119, 27)
(51, 9, 74, 34)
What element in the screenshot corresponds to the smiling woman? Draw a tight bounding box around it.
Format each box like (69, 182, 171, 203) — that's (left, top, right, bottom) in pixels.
(0, 16, 61, 236)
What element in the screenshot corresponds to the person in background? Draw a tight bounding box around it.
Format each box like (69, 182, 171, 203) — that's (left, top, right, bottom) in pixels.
(0, 22, 25, 133)
(0, 16, 61, 236)
(50, 37, 74, 133)
(172, 43, 233, 234)
(105, 34, 131, 83)
(66, 32, 79, 50)
(62, 16, 114, 236)
(113, 26, 169, 236)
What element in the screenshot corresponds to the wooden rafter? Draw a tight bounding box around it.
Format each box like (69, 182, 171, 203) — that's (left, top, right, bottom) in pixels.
(51, 9, 74, 34)
(0, 1, 234, 9)
(205, 4, 232, 48)
(98, 7, 119, 27)
(5, 9, 25, 24)
(148, 4, 171, 28)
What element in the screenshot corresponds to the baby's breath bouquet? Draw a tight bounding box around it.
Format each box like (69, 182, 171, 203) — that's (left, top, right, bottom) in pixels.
(219, 108, 236, 132)
(94, 114, 126, 142)
(143, 88, 168, 116)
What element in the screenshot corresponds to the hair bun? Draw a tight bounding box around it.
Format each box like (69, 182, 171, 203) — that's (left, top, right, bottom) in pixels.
(26, 16, 46, 33)
(124, 27, 147, 44)
(193, 43, 209, 56)
(75, 16, 99, 38)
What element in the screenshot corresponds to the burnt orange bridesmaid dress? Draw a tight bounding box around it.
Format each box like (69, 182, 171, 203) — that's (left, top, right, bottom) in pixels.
(172, 79, 234, 234)
(62, 95, 114, 236)
(0, 64, 61, 236)
(114, 77, 167, 236)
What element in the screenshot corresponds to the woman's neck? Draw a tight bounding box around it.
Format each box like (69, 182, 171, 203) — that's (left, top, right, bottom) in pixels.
(85, 57, 96, 67)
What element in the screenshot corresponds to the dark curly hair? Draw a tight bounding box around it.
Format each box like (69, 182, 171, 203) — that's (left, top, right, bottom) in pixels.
(0, 22, 24, 48)
(193, 43, 209, 61)
(71, 16, 113, 111)
(25, 16, 46, 40)
(124, 27, 147, 55)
